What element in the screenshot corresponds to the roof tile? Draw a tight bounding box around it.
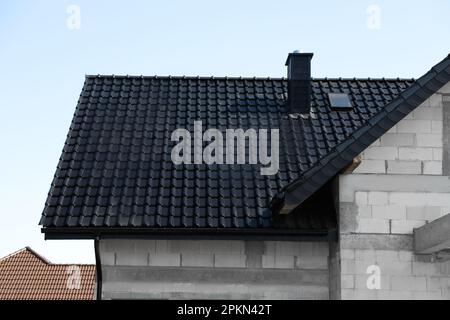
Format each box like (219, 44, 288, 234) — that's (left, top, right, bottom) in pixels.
(41, 77, 414, 230)
(0, 248, 95, 300)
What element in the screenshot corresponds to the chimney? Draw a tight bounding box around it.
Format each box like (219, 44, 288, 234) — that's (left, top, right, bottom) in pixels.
(285, 51, 313, 114)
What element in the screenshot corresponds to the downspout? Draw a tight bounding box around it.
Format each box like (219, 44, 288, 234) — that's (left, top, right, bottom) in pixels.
(94, 236, 102, 300)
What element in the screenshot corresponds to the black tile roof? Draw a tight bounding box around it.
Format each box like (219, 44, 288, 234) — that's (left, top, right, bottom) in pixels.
(40, 74, 419, 234)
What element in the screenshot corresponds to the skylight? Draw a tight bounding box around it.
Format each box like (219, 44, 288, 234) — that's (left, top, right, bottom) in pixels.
(328, 93, 352, 110)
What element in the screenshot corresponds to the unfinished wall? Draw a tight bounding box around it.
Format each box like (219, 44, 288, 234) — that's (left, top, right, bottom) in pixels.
(332, 83, 450, 299)
(336, 175, 450, 299)
(99, 239, 329, 300)
(354, 92, 444, 175)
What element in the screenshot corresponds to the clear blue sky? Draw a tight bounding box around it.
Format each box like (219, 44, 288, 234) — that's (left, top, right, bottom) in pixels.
(0, 0, 449, 263)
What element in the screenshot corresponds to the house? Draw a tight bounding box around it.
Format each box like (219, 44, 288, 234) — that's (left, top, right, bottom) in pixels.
(40, 52, 450, 299)
(0, 247, 95, 300)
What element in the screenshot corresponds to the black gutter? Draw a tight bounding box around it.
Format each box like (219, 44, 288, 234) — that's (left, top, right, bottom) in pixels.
(42, 227, 333, 242)
(273, 54, 450, 215)
(94, 237, 102, 301)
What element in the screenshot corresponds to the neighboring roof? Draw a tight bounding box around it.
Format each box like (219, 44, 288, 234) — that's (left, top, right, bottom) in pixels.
(39, 54, 449, 238)
(0, 247, 95, 300)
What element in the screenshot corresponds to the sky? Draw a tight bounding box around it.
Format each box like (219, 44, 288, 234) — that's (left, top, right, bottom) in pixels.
(0, 0, 449, 263)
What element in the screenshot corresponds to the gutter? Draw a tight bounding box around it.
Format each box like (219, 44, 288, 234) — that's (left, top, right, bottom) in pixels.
(42, 227, 334, 242)
(94, 237, 102, 301)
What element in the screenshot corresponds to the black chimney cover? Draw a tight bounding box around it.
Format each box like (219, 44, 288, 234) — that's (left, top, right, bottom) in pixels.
(285, 52, 313, 114)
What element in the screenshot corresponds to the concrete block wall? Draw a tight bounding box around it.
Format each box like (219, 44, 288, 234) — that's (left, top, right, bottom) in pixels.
(333, 174, 450, 299)
(330, 80, 450, 299)
(354, 91, 444, 175)
(99, 239, 330, 299)
(331, 83, 450, 299)
(354, 190, 450, 234)
(338, 239, 450, 299)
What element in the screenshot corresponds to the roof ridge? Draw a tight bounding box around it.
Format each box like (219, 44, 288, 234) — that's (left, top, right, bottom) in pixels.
(85, 74, 285, 80)
(0, 247, 51, 264)
(50, 263, 95, 266)
(84, 74, 415, 82)
(0, 247, 95, 270)
(25, 246, 52, 264)
(0, 247, 28, 263)
(312, 77, 415, 81)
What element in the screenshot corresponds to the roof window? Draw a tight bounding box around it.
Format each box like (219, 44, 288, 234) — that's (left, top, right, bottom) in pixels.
(328, 93, 352, 110)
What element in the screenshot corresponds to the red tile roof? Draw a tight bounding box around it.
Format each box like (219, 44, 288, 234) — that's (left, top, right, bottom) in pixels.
(0, 247, 95, 300)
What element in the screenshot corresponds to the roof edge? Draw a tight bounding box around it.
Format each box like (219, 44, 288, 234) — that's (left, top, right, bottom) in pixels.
(274, 54, 450, 215)
(0, 247, 51, 264)
(84, 74, 415, 82)
(42, 227, 335, 242)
